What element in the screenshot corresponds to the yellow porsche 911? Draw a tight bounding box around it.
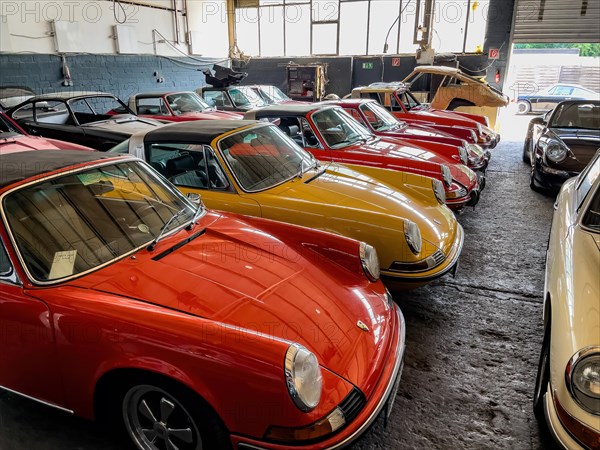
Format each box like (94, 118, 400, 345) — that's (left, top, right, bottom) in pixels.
(111, 120, 463, 289)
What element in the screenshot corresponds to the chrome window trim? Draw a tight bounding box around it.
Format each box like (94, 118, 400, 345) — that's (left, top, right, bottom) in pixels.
(0, 157, 204, 287)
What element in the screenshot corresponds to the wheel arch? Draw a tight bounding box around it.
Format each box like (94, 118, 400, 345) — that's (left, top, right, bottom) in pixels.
(93, 367, 221, 425)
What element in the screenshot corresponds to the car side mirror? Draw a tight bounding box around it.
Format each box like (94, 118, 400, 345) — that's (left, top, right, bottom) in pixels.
(187, 192, 202, 205)
(543, 110, 552, 123)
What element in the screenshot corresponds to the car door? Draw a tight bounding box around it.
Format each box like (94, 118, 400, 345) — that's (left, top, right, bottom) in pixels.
(0, 236, 65, 409)
(145, 141, 261, 216)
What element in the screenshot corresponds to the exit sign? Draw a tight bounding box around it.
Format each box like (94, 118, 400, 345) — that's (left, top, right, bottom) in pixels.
(362, 62, 373, 69)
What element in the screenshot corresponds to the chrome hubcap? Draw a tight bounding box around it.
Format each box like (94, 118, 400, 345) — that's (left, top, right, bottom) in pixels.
(123, 385, 201, 450)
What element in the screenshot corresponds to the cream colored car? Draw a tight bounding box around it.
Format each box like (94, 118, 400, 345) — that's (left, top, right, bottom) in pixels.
(534, 150, 600, 449)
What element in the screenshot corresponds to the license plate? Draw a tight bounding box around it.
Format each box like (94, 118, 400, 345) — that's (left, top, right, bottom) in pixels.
(384, 360, 404, 425)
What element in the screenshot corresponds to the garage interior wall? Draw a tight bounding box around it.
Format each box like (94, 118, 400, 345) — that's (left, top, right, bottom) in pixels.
(1, 0, 515, 99)
(0, 0, 229, 98)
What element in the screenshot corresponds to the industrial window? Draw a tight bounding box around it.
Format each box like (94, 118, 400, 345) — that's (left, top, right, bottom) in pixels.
(234, 0, 489, 56)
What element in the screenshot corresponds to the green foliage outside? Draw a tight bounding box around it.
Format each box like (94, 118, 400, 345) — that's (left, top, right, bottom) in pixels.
(514, 43, 600, 57)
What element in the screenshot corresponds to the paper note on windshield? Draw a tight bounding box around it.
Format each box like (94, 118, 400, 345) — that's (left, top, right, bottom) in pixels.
(49, 250, 77, 279)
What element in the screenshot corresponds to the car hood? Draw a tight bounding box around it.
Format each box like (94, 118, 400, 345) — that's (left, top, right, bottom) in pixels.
(179, 110, 243, 120)
(83, 115, 162, 135)
(266, 163, 458, 258)
(340, 137, 450, 166)
(551, 128, 600, 169)
(81, 213, 393, 392)
(0, 133, 60, 151)
(407, 108, 479, 129)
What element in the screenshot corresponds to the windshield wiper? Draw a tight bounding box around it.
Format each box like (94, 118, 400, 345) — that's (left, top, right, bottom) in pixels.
(147, 207, 189, 251)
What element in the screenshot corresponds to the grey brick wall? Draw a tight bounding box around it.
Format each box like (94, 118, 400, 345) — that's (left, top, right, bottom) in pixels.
(0, 54, 208, 101)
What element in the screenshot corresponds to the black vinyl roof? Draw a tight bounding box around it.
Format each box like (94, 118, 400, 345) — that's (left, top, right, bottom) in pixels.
(142, 120, 259, 143)
(0, 150, 119, 188)
(133, 91, 184, 99)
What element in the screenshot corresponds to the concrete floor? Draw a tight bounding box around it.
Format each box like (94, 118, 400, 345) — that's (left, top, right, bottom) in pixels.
(0, 111, 562, 450)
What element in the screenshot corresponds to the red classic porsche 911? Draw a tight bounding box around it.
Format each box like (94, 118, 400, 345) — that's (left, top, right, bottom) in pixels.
(327, 99, 491, 173)
(0, 148, 405, 450)
(245, 104, 482, 211)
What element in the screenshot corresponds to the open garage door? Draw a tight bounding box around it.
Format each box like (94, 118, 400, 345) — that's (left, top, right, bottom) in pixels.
(513, 0, 600, 43)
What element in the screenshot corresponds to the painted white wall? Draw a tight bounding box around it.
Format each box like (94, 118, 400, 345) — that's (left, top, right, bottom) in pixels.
(0, 0, 229, 57)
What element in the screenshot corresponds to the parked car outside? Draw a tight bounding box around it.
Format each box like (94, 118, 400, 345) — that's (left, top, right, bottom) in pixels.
(325, 98, 491, 173)
(0, 147, 407, 450)
(0, 111, 94, 152)
(350, 82, 500, 148)
(7, 91, 162, 151)
(128, 91, 242, 121)
(245, 104, 482, 211)
(534, 150, 600, 449)
(517, 83, 599, 115)
(111, 120, 464, 289)
(402, 65, 510, 110)
(524, 100, 600, 191)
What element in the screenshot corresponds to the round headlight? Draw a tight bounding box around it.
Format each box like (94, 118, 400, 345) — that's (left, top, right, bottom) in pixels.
(568, 349, 600, 415)
(403, 219, 422, 255)
(285, 344, 322, 412)
(545, 141, 568, 163)
(467, 143, 484, 158)
(359, 242, 380, 281)
(432, 179, 446, 205)
(458, 147, 468, 165)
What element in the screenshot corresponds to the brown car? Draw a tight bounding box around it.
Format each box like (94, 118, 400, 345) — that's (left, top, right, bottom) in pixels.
(402, 65, 509, 111)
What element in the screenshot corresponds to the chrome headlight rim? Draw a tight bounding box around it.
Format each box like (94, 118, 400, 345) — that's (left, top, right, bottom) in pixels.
(566, 347, 600, 416)
(403, 219, 422, 255)
(542, 139, 568, 163)
(432, 179, 446, 205)
(440, 165, 453, 187)
(285, 344, 323, 412)
(359, 242, 380, 281)
(458, 146, 469, 165)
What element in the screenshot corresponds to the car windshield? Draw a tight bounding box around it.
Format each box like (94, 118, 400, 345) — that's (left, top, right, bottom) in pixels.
(550, 102, 600, 129)
(258, 86, 290, 103)
(359, 102, 404, 131)
(166, 92, 211, 114)
(3, 160, 198, 282)
(311, 107, 373, 148)
(229, 87, 266, 108)
(218, 124, 314, 192)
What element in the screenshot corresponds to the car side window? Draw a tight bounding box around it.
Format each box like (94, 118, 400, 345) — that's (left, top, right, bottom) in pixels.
(300, 118, 321, 148)
(204, 147, 231, 190)
(275, 117, 305, 147)
(147, 143, 208, 189)
(582, 188, 600, 232)
(137, 98, 169, 116)
(0, 238, 14, 279)
(203, 91, 232, 108)
(34, 101, 70, 125)
(11, 102, 34, 121)
(554, 86, 574, 96)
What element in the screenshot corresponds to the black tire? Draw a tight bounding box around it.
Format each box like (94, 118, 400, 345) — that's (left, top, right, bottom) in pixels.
(110, 374, 232, 450)
(517, 101, 531, 115)
(522, 136, 531, 164)
(447, 99, 475, 111)
(533, 317, 551, 421)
